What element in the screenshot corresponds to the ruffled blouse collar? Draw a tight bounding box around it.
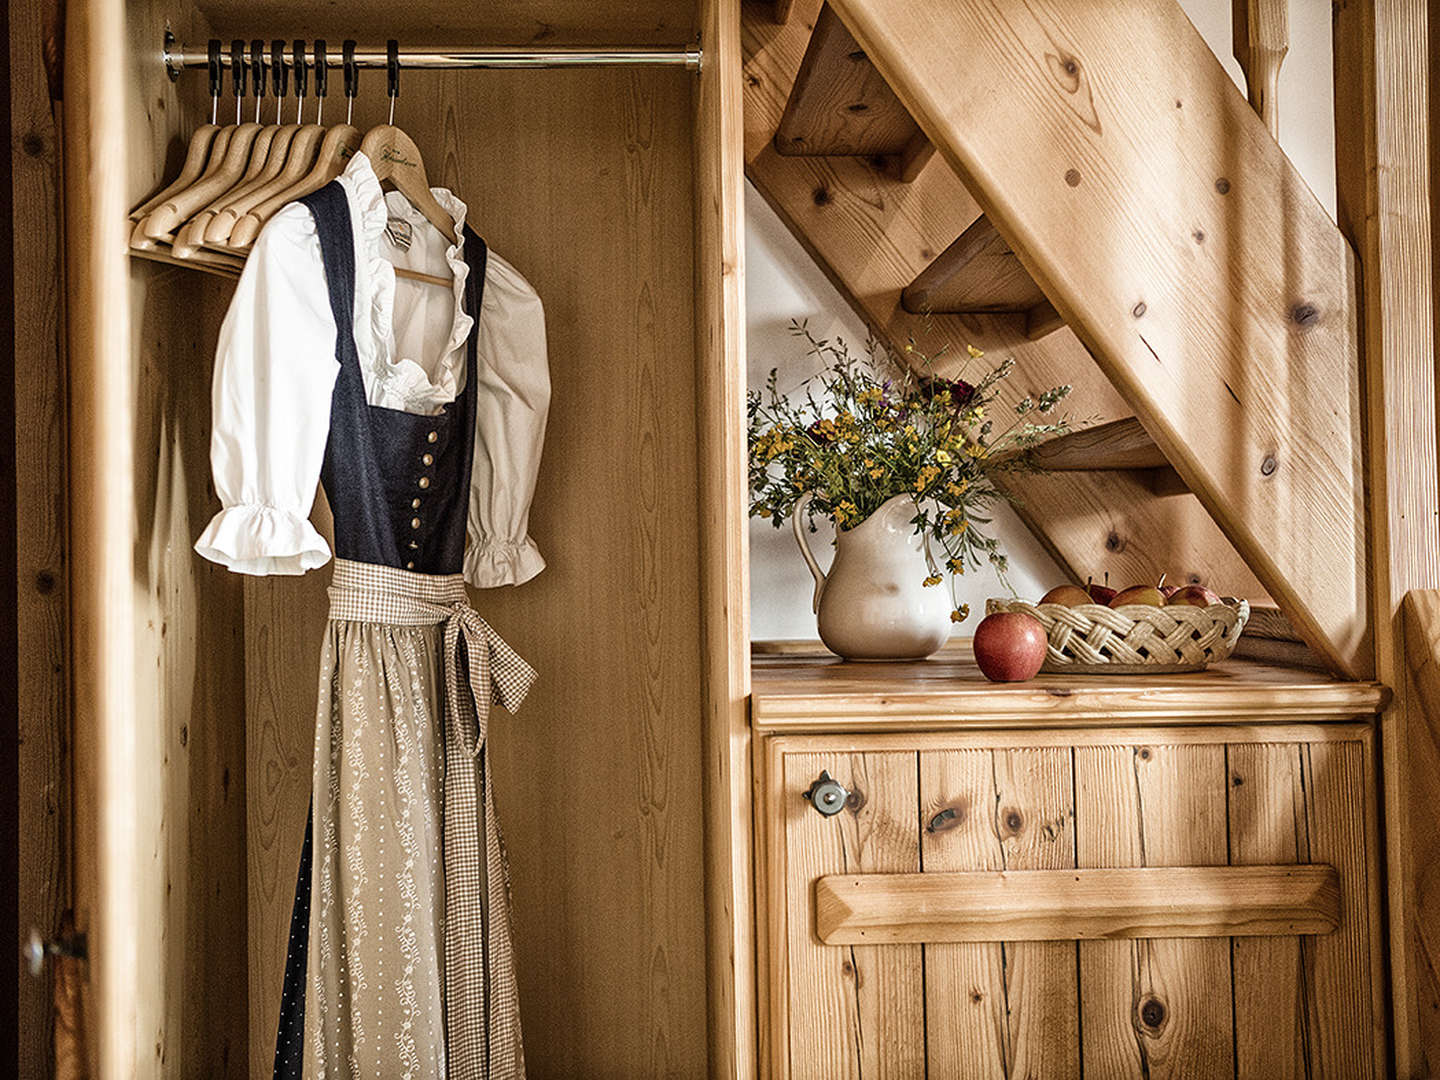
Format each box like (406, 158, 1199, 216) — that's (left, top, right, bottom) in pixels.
(338, 151, 474, 416)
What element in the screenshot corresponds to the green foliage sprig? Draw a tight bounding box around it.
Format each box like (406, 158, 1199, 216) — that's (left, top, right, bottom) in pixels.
(748, 322, 1072, 622)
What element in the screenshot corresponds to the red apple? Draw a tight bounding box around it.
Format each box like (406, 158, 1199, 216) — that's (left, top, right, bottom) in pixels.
(973, 612, 1048, 683)
(1160, 584, 1180, 599)
(1039, 584, 1092, 607)
(1086, 574, 1117, 605)
(1168, 584, 1221, 607)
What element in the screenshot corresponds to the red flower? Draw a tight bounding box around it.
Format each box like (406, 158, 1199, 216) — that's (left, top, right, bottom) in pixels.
(921, 377, 976, 409)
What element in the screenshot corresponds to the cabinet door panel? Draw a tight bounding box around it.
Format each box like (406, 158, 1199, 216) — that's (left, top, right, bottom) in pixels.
(782, 750, 923, 1079)
(919, 747, 1079, 1080)
(1075, 744, 1233, 1080)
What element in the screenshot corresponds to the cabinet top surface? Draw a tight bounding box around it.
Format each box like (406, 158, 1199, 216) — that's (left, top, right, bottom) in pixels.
(750, 645, 1388, 728)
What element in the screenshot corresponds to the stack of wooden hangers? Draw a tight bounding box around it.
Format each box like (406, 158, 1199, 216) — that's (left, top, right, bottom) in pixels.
(129, 38, 453, 288)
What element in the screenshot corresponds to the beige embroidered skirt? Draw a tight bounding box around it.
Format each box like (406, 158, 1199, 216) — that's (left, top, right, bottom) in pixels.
(297, 560, 534, 1079)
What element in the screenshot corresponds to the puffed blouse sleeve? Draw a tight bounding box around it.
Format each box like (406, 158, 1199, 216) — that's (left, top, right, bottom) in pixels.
(465, 251, 551, 588)
(194, 203, 341, 575)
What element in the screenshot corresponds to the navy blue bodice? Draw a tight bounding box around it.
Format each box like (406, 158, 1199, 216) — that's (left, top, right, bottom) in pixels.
(298, 182, 488, 575)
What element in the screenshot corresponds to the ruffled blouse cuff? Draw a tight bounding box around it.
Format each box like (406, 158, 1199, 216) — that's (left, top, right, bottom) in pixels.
(465, 536, 545, 588)
(194, 504, 331, 576)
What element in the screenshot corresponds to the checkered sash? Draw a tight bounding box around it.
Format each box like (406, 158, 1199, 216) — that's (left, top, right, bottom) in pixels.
(328, 558, 535, 1078)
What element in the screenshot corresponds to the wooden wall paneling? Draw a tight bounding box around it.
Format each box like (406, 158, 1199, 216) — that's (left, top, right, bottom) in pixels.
(694, 2, 756, 1076)
(741, 0, 1271, 607)
(1333, 0, 1440, 1071)
(1301, 737, 1384, 1077)
(832, 0, 1369, 677)
(302, 66, 703, 1076)
(1225, 743, 1309, 1078)
(120, 0, 250, 1074)
(1402, 589, 1440, 1072)
(782, 750, 922, 1079)
(919, 747, 1079, 1079)
(1074, 743, 1233, 1078)
(12, 0, 67, 1072)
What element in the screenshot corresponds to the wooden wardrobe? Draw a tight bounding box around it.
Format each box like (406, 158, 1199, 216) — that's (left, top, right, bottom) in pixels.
(22, 0, 752, 1075)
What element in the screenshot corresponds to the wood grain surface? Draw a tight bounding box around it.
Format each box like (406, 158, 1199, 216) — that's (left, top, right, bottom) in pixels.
(751, 651, 1387, 728)
(694, 0, 758, 1075)
(241, 66, 710, 1078)
(1333, 0, 1440, 1069)
(816, 864, 1341, 943)
(832, 0, 1369, 677)
(12, 0, 68, 1072)
(781, 750, 923, 1079)
(762, 727, 1383, 1079)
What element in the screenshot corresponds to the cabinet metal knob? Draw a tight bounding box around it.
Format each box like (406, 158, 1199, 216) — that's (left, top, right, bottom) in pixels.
(802, 770, 851, 817)
(23, 926, 86, 978)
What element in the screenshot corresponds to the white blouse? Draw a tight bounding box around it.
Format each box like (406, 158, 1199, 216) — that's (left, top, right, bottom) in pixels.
(194, 152, 550, 588)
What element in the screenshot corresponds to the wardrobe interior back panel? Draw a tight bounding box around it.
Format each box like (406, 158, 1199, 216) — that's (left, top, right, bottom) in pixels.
(229, 65, 710, 1076)
(123, 0, 250, 1074)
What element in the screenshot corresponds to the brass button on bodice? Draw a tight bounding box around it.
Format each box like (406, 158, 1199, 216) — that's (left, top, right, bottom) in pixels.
(418, 476, 431, 490)
(411, 517, 421, 529)
(412, 497, 422, 509)
(406, 561, 415, 570)
(422, 453, 434, 466)
(426, 431, 438, 443)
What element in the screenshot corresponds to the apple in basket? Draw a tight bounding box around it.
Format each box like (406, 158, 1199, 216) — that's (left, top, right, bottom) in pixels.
(1038, 584, 1091, 607)
(1168, 583, 1221, 607)
(1086, 573, 1117, 605)
(973, 611, 1048, 683)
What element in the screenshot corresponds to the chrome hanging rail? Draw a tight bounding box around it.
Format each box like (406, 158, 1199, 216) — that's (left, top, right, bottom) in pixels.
(164, 35, 702, 79)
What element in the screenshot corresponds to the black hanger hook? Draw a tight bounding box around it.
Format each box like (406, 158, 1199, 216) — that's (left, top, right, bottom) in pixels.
(314, 40, 328, 124)
(343, 39, 358, 124)
(207, 39, 222, 122)
(231, 39, 246, 123)
(386, 39, 399, 125)
(272, 40, 288, 122)
(293, 41, 307, 122)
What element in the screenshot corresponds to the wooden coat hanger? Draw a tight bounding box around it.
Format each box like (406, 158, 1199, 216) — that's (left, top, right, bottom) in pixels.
(138, 39, 273, 242)
(129, 40, 227, 222)
(359, 41, 458, 248)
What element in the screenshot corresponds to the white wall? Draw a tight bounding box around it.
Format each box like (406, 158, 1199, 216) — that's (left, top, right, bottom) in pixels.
(746, 0, 1336, 642)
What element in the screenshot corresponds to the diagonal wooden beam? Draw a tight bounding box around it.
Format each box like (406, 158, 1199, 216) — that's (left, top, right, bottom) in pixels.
(831, 0, 1368, 676)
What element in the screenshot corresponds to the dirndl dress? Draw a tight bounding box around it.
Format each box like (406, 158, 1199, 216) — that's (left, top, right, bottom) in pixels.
(263, 182, 534, 1079)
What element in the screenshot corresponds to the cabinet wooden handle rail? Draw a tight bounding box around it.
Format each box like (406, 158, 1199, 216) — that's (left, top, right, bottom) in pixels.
(815, 864, 1340, 944)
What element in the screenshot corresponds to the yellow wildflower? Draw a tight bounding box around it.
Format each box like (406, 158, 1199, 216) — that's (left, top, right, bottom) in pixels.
(757, 507, 771, 518)
(946, 480, 969, 498)
(950, 604, 971, 623)
(965, 443, 988, 459)
(923, 574, 943, 587)
(946, 558, 964, 574)
(966, 344, 984, 359)
(869, 467, 885, 480)
(936, 449, 952, 465)
(915, 465, 941, 493)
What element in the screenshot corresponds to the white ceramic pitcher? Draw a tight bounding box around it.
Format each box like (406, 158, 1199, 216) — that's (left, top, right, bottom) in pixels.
(791, 493, 952, 661)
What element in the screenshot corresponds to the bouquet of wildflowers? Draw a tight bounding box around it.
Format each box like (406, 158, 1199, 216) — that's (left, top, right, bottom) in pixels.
(748, 322, 1072, 622)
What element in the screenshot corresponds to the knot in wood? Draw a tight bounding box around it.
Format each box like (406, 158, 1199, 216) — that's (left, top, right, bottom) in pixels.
(847, 49, 866, 62)
(1215, 177, 1231, 195)
(1105, 531, 1124, 552)
(847, 102, 868, 113)
(1139, 996, 1167, 1030)
(34, 570, 55, 594)
(21, 132, 45, 157)
(1132, 301, 1147, 318)
(1137, 746, 1152, 761)
(1064, 168, 1082, 187)
(812, 186, 831, 207)
(1261, 454, 1278, 477)
(1290, 302, 1320, 327)
(1003, 809, 1024, 833)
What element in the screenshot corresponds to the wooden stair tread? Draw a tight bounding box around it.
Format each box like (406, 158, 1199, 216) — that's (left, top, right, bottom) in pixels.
(903, 214, 1064, 339)
(773, 4, 934, 180)
(1025, 417, 1171, 471)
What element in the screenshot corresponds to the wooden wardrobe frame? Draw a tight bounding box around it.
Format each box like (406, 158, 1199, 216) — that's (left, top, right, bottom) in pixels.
(10, 0, 1438, 1075)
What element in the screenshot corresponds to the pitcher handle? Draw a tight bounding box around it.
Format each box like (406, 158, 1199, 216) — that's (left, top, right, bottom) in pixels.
(790, 492, 827, 614)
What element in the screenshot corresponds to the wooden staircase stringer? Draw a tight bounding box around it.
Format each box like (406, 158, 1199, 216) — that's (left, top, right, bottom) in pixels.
(742, 0, 1272, 606)
(828, 0, 1369, 677)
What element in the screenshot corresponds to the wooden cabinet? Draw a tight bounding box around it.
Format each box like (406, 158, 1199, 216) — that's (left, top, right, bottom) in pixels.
(753, 656, 1388, 1079)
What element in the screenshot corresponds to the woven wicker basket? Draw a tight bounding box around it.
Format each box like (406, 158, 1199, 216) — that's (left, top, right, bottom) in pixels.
(985, 597, 1250, 674)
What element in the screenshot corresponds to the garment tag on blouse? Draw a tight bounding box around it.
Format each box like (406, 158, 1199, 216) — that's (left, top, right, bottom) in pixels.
(385, 218, 414, 251)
